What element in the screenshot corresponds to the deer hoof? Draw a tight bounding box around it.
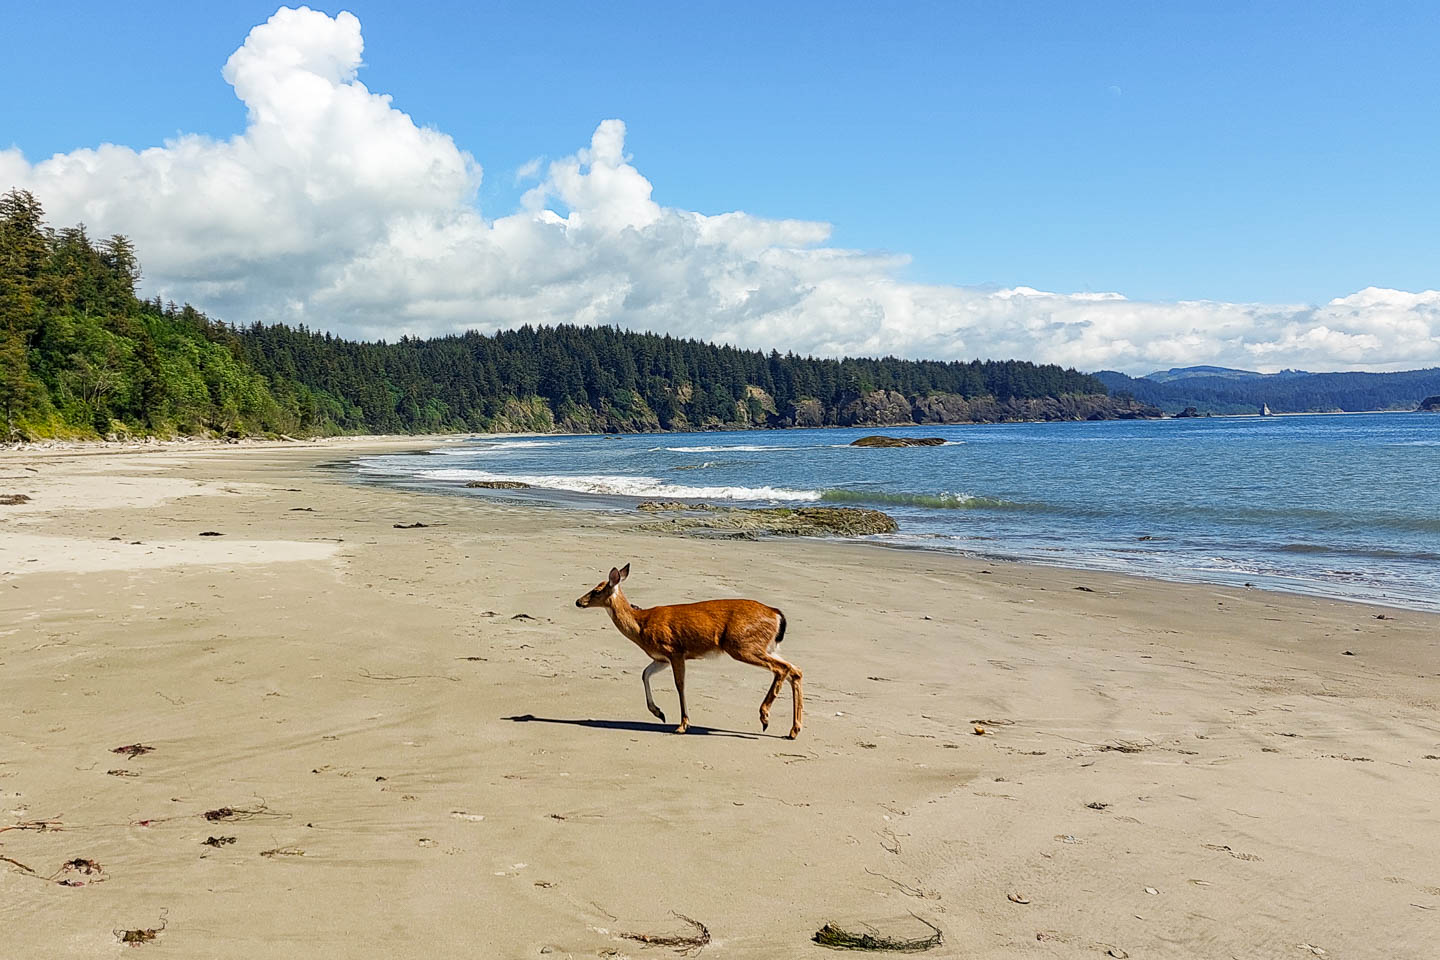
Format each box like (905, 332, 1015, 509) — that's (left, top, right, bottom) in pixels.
(674, 722, 689, 734)
(786, 728, 801, 740)
(649, 707, 666, 722)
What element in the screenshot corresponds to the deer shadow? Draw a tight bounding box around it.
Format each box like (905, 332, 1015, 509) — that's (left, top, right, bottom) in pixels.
(503, 713, 766, 739)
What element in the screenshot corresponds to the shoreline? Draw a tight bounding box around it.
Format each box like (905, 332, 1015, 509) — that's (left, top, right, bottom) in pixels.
(361, 465, 1440, 615)
(5, 402, 1428, 454)
(4, 440, 1439, 958)
(349, 432, 1440, 616)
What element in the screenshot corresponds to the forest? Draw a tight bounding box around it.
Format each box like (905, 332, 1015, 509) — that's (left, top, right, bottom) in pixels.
(3, 188, 1125, 440)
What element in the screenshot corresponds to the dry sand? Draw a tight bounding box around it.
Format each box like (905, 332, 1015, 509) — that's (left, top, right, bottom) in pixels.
(2, 440, 1438, 958)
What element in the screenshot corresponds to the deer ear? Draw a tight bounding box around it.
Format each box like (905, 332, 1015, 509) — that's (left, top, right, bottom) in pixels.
(607, 567, 621, 586)
(618, 563, 630, 581)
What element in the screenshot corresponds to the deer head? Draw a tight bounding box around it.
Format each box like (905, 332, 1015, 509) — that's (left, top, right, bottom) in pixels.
(575, 563, 629, 608)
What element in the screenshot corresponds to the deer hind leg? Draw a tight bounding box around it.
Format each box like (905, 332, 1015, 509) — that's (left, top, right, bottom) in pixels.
(669, 657, 689, 734)
(733, 647, 804, 739)
(787, 659, 804, 739)
(641, 659, 667, 723)
(759, 672, 785, 731)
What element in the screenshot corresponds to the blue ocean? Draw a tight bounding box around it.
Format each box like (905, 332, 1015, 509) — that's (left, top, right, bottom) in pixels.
(354, 413, 1440, 611)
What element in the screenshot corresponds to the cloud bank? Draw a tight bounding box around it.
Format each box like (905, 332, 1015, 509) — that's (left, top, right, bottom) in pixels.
(3, 6, 1437, 374)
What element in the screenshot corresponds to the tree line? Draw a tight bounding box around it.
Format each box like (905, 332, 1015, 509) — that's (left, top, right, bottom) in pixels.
(2, 189, 1109, 440)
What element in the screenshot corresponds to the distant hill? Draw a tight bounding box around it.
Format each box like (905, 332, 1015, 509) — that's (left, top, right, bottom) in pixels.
(1095, 367, 1440, 415)
(1144, 365, 1268, 383)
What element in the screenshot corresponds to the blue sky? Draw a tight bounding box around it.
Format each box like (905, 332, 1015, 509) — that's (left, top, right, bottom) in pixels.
(3, 2, 1437, 371)
(6, 0, 1436, 303)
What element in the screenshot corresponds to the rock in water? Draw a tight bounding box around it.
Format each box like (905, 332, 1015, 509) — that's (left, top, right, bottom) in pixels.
(849, 435, 947, 448)
(464, 480, 531, 489)
(1419, 395, 1440, 412)
(638, 505, 898, 538)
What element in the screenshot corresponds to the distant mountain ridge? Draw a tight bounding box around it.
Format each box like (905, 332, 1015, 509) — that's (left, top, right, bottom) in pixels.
(1095, 365, 1440, 415)
(1144, 365, 1268, 383)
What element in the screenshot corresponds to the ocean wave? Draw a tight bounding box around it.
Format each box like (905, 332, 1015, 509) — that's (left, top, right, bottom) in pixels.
(819, 489, 1038, 510)
(421, 468, 820, 502)
(671, 460, 738, 471)
(433, 440, 562, 454)
(1275, 543, 1440, 562)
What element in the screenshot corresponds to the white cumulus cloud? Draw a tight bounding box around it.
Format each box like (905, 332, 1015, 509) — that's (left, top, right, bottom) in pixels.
(3, 5, 1438, 375)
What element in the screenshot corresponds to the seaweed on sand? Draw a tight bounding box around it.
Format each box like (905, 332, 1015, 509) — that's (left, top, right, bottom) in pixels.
(3, 854, 108, 887)
(111, 743, 155, 758)
(620, 913, 711, 954)
(202, 801, 287, 823)
(115, 913, 167, 945)
(813, 915, 943, 952)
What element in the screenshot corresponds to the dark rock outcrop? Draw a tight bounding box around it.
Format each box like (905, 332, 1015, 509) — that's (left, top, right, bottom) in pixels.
(455, 388, 1162, 434)
(907, 392, 1162, 425)
(464, 480, 531, 489)
(787, 397, 826, 428)
(1172, 406, 1202, 418)
(1419, 395, 1440, 412)
(850, 436, 947, 448)
(836, 390, 915, 427)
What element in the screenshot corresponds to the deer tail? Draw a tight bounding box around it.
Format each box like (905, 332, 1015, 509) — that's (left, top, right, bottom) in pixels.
(774, 610, 787, 646)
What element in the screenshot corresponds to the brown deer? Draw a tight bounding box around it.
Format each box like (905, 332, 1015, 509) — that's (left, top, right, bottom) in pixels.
(575, 563, 803, 738)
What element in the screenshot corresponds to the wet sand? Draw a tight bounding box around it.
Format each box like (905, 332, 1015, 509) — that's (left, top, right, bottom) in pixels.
(3, 439, 1438, 958)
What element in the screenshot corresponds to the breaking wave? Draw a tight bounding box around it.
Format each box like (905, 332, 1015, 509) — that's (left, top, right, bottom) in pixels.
(819, 489, 1039, 510)
(422, 468, 820, 502)
(433, 439, 563, 454)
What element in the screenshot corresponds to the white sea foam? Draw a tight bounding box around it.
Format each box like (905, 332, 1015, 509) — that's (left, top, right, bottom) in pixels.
(435, 439, 563, 454)
(421, 468, 820, 502)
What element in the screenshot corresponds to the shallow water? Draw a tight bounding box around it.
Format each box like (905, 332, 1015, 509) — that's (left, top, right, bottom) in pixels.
(354, 412, 1440, 610)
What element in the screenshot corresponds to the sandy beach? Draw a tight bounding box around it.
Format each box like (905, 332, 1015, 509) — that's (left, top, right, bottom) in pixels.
(2, 438, 1438, 958)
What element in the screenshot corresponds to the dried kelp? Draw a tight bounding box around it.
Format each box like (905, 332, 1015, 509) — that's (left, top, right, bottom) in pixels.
(115, 914, 166, 944)
(259, 846, 305, 858)
(813, 916, 943, 952)
(202, 801, 286, 823)
(111, 744, 155, 758)
(4, 856, 108, 887)
(620, 913, 711, 954)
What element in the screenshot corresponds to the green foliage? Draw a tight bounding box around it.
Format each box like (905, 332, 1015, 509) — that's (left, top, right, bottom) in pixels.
(1, 189, 1111, 440)
(0, 189, 288, 439)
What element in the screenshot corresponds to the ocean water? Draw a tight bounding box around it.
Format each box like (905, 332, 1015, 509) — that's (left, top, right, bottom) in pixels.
(353, 413, 1440, 611)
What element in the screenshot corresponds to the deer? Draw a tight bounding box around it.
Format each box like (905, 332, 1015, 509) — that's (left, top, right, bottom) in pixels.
(574, 563, 803, 739)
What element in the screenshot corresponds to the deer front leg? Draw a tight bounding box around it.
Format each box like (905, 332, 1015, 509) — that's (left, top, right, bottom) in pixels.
(670, 657, 689, 734)
(641, 659, 667, 723)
